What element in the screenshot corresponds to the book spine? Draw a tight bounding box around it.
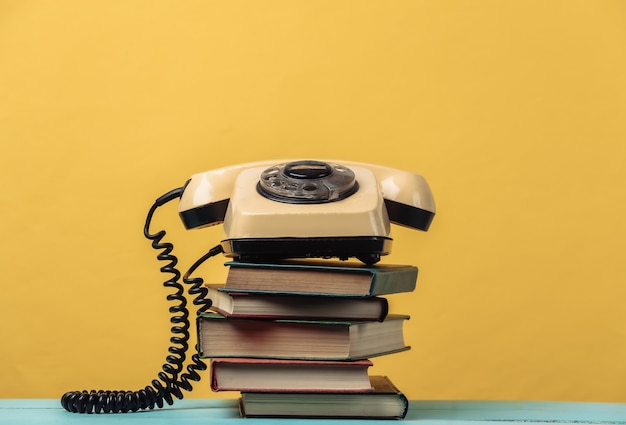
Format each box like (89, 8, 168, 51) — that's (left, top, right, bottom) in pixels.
(369, 267, 418, 295)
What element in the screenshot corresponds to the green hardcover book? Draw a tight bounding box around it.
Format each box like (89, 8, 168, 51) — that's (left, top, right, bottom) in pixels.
(220, 260, 418, 297)
(239, 375, 409, 419)
(196, 313, 410, 360)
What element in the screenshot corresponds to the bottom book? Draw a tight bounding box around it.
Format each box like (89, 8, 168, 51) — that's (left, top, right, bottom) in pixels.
(238, 375, 409, 420)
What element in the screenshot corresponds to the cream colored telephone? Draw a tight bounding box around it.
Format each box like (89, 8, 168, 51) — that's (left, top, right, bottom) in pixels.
(179, 159, 435, 264)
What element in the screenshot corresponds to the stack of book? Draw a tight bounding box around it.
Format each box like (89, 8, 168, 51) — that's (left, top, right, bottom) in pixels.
(197, 260, 416, 419)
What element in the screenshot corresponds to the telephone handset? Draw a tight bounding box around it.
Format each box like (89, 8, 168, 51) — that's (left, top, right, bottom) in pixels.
(61, 159, 435, 414)
(179, 159, 435, 264)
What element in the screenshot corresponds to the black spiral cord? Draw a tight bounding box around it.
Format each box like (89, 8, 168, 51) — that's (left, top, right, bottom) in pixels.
(60, 187, 224, 413)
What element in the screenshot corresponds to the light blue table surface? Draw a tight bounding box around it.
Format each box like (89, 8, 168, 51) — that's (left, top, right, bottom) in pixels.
(1, 398, 625, 424)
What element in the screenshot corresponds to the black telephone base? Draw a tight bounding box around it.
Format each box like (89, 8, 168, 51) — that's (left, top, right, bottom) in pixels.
(221, 236, 393, 264)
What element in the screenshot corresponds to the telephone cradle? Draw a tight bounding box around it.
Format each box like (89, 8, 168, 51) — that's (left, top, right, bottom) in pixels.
(60, 159, 436, 414)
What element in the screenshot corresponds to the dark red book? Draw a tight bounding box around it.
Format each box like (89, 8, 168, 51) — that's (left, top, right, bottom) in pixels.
(210, 358, 374, 393)
(205, 285, 388, 321)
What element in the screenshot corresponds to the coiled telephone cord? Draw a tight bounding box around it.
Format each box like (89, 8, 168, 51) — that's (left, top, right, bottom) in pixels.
(60, 188, 222, 413)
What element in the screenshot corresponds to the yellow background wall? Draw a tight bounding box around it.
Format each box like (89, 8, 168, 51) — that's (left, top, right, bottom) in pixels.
(2, 1, 626, 402)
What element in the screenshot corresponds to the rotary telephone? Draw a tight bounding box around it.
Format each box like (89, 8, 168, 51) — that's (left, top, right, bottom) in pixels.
(61, 159, 435, 413)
